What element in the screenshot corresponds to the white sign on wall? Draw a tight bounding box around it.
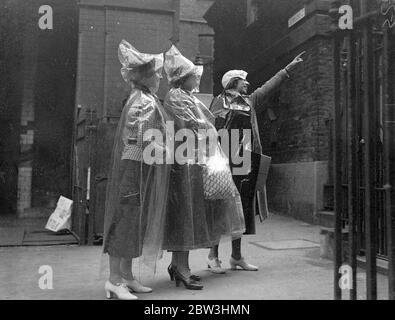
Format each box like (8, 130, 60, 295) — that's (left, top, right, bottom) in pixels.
(288, 7, 306, 28)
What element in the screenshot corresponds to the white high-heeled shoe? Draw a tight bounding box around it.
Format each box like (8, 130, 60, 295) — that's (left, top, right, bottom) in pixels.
(104, 281, 138, 300)
(229, 257, 258, 271)
(207, 258, 226, 274)
(122, 278, 152, 293)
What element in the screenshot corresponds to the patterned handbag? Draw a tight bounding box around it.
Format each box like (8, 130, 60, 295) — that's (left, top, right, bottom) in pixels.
(202, 156, 236, 200)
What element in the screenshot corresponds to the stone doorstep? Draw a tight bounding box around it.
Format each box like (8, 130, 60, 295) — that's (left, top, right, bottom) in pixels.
(320, 227, 389, 276)
(319, 226, 349, 260)
(315, 210, 335, 228)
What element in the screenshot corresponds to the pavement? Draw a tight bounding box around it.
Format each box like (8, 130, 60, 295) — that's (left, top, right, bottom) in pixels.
(0, 214, 389, 300)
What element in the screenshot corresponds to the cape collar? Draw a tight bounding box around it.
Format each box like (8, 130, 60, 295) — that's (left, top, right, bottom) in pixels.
(223, 89, 251, 112)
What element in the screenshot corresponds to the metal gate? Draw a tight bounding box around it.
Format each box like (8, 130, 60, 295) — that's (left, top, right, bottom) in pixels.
(330, 0, 395, 300)
(71, 108, 98, 245)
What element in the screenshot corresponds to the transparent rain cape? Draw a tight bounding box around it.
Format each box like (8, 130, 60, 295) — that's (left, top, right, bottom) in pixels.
(100, 87, 171, 278)
(161, 88, 245, 252)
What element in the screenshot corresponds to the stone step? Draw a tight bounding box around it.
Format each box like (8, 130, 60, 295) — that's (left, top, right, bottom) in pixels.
(316, 210, 335, 228)
(320, 226, 349, 260)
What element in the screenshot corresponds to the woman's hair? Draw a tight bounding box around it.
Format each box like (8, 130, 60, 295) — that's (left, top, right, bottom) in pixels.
(224, 78, 241, 91)
(171, 72, 193, 88)
(128, 60, 156, 84)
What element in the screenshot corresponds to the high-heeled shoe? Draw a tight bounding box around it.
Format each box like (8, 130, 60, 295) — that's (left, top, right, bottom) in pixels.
(104, 280, 138, 300)
(168, 264, 201, 282)
(229, 257, 258, 271)
(122, 278, 152, 293)
(207, 257, 226, 274)
(172, 267, 203, 290)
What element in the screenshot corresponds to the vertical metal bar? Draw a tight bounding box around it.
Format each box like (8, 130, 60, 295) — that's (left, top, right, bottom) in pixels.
(383, 26, 395, 300)
(362, 18, 377, 300)
(333, 34, 343, 300)
(355, 37, 363, 252)
(71, 9, 84, 237)
(346, 30, 358, 300)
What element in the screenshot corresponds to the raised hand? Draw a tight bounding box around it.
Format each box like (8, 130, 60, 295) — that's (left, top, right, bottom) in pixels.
(285, 51, 306, 73)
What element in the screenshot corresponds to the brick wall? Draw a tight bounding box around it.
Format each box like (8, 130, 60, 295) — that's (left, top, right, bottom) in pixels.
(258, 37, 334, 164)
(179, 21, 212, 62)
(180, 0, 214, 21)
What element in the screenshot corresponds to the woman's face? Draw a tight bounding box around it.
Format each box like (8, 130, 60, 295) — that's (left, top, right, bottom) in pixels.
(182, 73, 200, 92)
(235, 79, 249, 95)
(140, 68, 163, 94)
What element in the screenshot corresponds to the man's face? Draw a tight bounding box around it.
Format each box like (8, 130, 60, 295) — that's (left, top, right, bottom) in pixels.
(235, 79, 249, 95)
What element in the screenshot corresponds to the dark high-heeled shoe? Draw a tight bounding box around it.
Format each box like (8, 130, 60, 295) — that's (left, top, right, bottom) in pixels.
(172, 267, 203, 290)
(168, 264, 201, 282)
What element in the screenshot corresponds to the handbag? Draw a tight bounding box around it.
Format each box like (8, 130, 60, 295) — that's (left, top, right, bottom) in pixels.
(202, 152, 236, 200)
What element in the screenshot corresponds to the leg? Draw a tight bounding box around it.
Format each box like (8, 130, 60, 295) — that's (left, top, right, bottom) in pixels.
(169, 251, 201, 282)
(171, 252, 178, 267)
(231, 238, 242, 261)
(172, 251, 203, 290)
(120, 257, 152, 293)
(208, 244, 219, 260)
(229, 237, 258, 271)
(120, 258, 133, 279)
(109, 255, 122, 285)
(105, 255, 138, 300)
(207, 244, 226, 274)
(173, 251, 191, 278)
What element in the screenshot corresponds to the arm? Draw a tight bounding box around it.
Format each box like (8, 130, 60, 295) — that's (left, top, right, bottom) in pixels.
(250, 69, 289, 112)
(251, 51, 305, 113)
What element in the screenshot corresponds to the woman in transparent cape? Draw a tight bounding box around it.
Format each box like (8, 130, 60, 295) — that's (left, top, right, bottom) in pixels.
(162, 45, 246, 290)
(102, 40, 170, 300)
